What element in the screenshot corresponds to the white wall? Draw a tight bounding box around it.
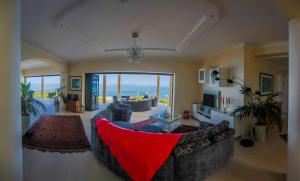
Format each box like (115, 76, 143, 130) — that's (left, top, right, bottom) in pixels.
(200, 45, 245, 108)
(0, 0, 23, 180)
(288, 19, 300, 181)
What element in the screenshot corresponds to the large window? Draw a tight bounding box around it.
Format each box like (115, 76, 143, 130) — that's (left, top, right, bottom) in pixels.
(44, 76, 61, 98)
(120, 74, 157, 98)
(97, 73, 173, 107)
(105, 74, 118, 103)
(98, 74, 104, 103)
(25, 75, 61, 99)
(26, 76, 42, 98)
(159, 75, 171, 105)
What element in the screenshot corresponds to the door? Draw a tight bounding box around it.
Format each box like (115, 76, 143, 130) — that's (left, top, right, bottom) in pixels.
(85, 73, 99, 111)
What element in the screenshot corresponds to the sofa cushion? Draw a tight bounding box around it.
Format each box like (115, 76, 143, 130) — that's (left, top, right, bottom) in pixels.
(208, 121, 230, 143)
(112, 108, 128, 121)
(174, 138, 211, 157)
(177, 129, 209, 146)
(209, 121, 229, 135)
(213, 129, 235, 143)
(198, 121, 213, 130)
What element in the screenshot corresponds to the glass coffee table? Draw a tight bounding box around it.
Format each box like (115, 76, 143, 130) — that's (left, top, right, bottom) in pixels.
(149, 113, 183, 132)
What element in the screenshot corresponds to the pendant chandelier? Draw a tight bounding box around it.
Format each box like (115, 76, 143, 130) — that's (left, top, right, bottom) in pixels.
(126, 32, 144, 64)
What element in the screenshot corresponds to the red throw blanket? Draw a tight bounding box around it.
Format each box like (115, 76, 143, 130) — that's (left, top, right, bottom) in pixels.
(96, 118, 182, 181)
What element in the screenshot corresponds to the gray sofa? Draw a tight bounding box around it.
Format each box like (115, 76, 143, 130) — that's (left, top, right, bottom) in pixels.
(91, 113, 235, 181)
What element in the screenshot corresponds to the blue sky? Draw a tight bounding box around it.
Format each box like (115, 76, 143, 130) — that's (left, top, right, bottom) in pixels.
(26, 76, 60, 85)
(27, 74, 171, 87)
(99, 74, 170, 86)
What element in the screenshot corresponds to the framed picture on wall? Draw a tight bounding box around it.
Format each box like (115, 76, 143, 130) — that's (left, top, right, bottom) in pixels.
(260, 73, 274, 96)
(70, 76, 82, 91)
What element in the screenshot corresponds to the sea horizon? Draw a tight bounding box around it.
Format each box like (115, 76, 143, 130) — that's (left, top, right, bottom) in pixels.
(30, 83, 170, 98)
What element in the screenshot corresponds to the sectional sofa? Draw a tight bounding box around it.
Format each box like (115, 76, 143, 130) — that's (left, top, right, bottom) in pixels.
(91, 111, 235, 181)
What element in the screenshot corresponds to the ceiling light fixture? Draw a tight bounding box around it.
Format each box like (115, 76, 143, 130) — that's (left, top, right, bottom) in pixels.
(126, 32, 144, 64)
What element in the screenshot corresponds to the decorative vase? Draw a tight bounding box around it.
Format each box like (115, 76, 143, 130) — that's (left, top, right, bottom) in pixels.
(255, 124, 267, 142)
(183, 110, 190, 119)
(22, 115, 30, 134)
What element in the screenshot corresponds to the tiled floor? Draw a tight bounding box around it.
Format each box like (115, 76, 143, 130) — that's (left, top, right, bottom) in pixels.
(23, 109, 287, 181)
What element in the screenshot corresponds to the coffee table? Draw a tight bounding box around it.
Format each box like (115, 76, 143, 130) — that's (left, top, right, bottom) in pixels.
(149, 113, 183, 132)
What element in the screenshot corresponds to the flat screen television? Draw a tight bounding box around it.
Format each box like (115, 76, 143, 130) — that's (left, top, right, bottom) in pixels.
(203, 93, 216, 108)
(202, 90, 220, 109)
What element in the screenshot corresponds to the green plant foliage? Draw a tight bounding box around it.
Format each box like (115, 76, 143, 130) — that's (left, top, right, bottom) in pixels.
(229, 79, 283, 131)
(21, 82, 46, 116)
(47, 87, 66, 105)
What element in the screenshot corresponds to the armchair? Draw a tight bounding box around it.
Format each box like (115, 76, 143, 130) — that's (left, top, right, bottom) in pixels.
(108, 102, 132, 122)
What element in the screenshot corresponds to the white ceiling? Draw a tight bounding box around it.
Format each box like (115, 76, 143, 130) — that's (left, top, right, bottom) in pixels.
(22, 0, 289, 62)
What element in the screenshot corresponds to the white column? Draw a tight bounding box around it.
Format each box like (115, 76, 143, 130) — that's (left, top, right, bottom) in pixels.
(0, 1, 23, 181)
(288, 19, 300, 181)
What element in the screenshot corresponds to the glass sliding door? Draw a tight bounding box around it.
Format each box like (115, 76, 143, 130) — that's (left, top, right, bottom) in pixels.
(159, 75, 171, 105)
(95, 73, 174, 115)
(97, 74, 104, 103)
(105, 74, 118, 103)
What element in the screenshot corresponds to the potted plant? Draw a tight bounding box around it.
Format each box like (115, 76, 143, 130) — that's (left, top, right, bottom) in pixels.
(47, 87, 65, 113)
(227, 78, 283, 145)
(21, 82, 46, 134)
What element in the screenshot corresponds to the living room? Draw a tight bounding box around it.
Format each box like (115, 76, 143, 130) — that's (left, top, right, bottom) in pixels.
(1, 0, 300, 181)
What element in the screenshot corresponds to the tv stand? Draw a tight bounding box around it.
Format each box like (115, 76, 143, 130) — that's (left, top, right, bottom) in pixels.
(192, 104, 241, 137)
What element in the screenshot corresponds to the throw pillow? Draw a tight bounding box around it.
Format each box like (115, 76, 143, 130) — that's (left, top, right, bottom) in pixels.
(112, 108, 127, 121)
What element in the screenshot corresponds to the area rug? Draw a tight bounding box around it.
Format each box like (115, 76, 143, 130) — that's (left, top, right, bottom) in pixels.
(23, 115, 91, 153)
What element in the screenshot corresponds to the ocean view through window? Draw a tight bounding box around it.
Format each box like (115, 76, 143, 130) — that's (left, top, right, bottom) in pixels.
(25, 75, 61, 98)
(97, 73, 172, 105)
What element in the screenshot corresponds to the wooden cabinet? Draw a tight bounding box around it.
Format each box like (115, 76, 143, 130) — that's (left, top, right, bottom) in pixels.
(66, 100, 81, 113)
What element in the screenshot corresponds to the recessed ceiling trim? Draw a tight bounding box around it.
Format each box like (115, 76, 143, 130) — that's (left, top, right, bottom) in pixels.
(104, 48, 176, 52)
(176, 15, 208, 50)
(55, 0, 95, 27)
(176, 2, 220, 51)
(54, 0, 220, 54)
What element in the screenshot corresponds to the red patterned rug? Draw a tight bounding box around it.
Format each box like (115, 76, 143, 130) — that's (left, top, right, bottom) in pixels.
(23, 115, 91, 153)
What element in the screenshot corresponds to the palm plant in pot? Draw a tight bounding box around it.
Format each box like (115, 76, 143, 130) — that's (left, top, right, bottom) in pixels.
(47, 87, 65, 113)
(228, 79, 283, 146)
(21, 82, 46, 134)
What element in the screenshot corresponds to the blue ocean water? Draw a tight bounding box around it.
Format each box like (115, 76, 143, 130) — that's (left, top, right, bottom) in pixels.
(105, 84, 170, 99)
(30, 84, 60, 93)
(30, 84, 170, 99)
